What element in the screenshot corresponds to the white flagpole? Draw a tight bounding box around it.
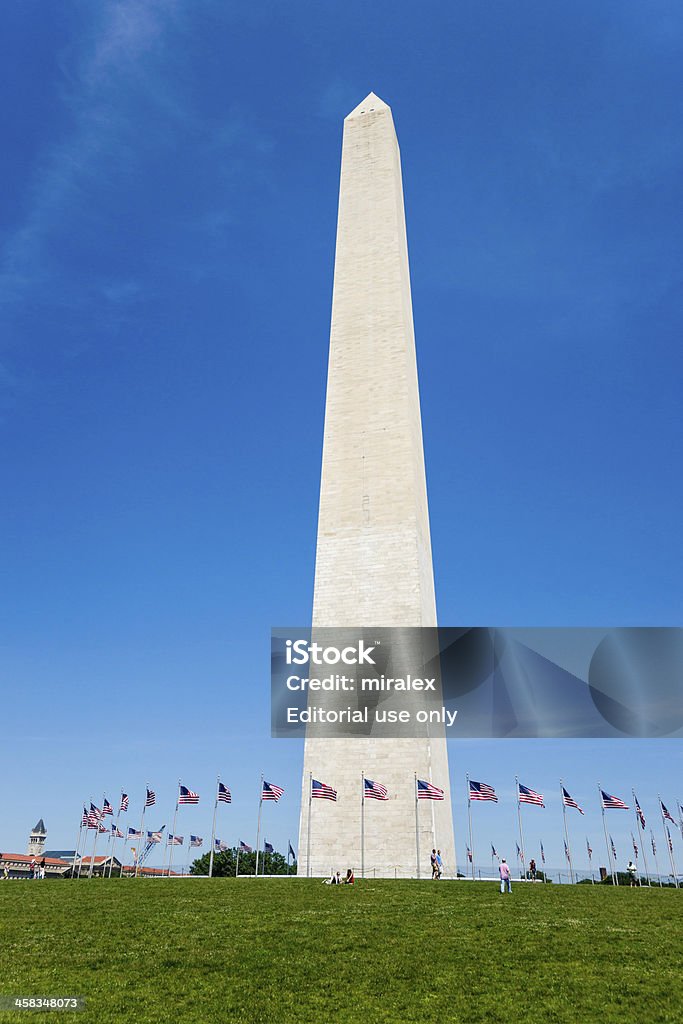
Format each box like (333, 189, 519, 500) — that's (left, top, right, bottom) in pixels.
(414, 774, 420, 880)
(209, 776, 220, 879)
(88, 796, 105, 879)
(361, 770, 365, 879)
(255, 774, 264, 876)
(659, 796, 679, 887)
(678, 801, 683, 842)
(466, 774, 475, 881)
(72, 814, 84, 879)
(168, 781, 180, 876)
(560, 780, 574, 885)
(306, 772, 313, 878)
(651, 830, 663, 886)
(136, 786, 149, 878)
(76, 807, 88, 879)
(586, 838, 594, 884)
(515, 777, 526, 879)
(235, 845, 240, 877)
(108, 793, 124, 879)
(598, 784, 616, 885)
(632, 791, 650, 887)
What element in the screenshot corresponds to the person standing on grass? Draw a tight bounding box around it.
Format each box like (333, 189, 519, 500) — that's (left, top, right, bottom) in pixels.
(627, 861, 638, 887)
(499, 858, 512, 893)
(436, 850, 443, 879)
(430, 849, 438, 879)
(529, 858, 537, 882)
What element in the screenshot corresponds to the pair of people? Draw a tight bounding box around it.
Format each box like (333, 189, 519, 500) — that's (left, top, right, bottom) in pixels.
(324, 868, 354, 885)
(430, 849, 443, 879)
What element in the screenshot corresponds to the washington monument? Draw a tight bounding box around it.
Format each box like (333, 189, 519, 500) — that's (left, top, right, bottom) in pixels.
(298, 93, 456, 877)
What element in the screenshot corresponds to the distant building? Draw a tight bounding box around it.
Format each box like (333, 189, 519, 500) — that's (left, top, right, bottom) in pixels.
(27, 819, 47, 857)
(0, 853, 71, 879)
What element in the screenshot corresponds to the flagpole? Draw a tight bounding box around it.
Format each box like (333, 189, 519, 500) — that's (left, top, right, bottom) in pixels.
(136, 786, 148, 878)
(659, 795, 679, 887)
(598, 783, 616, 885)
(361, 770, 365, 879)
(306, 772, 313, 878)
(168, 781, 180, 876)
(586, 838, 594, 884)
(560, 780, 574, 885)
(72, 815, 84, 880)
(88, 796, 105, 879)
(255, 773, 264, 876)
(414, 774, 420, 880)
(209, 776, 219, 879)
(515, 777, 526, 879)
(236, 846, 240, 878)
(76, 807, 88, 879)
(108, 794, 123, 879)
(651, 830, 663, 886)
(466, 774, 475, 881)
(632, 791, 651, 887)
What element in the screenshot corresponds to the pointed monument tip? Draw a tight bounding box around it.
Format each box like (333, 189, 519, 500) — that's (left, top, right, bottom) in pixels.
(346, 92, 390, 120)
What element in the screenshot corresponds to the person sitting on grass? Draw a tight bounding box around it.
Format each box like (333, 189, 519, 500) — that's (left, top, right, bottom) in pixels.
(344, 868, 354, 884)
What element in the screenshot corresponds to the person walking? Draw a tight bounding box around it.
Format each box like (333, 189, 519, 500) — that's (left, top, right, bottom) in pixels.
(430, 849, 438, 880)
(529, 858, 537, 882)
(436, 850, 443, 879)
(499, 858, 512, 894)
(627, 860, 638, 887)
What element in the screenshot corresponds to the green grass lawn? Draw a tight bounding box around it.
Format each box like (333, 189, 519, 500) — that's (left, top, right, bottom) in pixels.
(0, 878, 680, 1024)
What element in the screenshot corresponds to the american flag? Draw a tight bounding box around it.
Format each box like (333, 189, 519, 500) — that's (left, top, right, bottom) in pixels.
(262, 781, 284, 802)
(491, 843, 498, 859)
(651, 831, 657, 855)
(466, 845, 472, 863)
(631, 833, 639, 859)
(417, 779, 444, 800)
(147, 831, 162, 843)
(179, 785, 199, 805)
(218, 782, 232, 804)
(190, 835, 203, 848)
(540, 841, 545, 865)
(562, 787, 584, 814)
(112, 825, 124, 838)
(634, 794, 646, 829)
(586, 838, 593, 860)
(610, 835, 617, 860)
(128, 827, 142, 839)
(518, 783, 544, 807)
(666, 827, 673, 853)
(98, 823, 108, 833)
(120, 794, 129, 813)
(214, 838, 228, 852)
(564, 840, 571, 863)
(87, 804, 102, 828)
(364, 778, 388, 801)
(516, 842, 524, 863)
(102, 799, 113, 816)
(81, 807, 89, 827)
(312, 779, 337, 801)
(239, 840, 252, 852)
(167, 834, 184, 846)
(601, 790, 629, 810)
(469, 780, 497, 802)
(145, 788, 156, 807)
(660, 799, 675, 823)
(264, 841, 274, 854)
(288, 842, 296, 860)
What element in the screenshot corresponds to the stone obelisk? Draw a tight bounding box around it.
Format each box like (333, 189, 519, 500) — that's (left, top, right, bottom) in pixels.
(298, 93, 456, 878)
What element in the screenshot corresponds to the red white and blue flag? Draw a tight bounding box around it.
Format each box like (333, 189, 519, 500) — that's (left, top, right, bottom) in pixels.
(516, 842, 524, 863)
(147, 831, 162, 844)
(519, 783, 544, 807)
(179, 785, 199, 805)
(564, 840, 571, 863)
(239, 840, 252, 852)
(214, 838, 228, 852)
(312, 779, 337, 801)
(562, 787, 584, 814)
(81, 807, 89, 827)
(262, 781, 284, 802)
(601, 790, 629, 810)
(218, 783, 231, 804)
(666, 827, 673, 853)
(466, 845, 472, 863)
(112, 825, 124, 838)
(364, 778, 388, 801)
(586, 838, 593, 860)
(469, 780, 497, 802)
(634, 794, 646, 829)
(491, 843, 498, 859)
(540, 841, 546, 864)
(660, 799, 675, 823)
(102, 799, 113, 816)
(417, 779, 444, 800)
(264, 841, 274, 854)
(128, 827, 142, 840)
(98, 822, 108, 833)
(610, 835, 617, 860)
(167, 834, 184, 846)
(651, 831, 657, 855)
(87, 804, 102, 828)
(190, 835, 203, 848)
(631, 833, 639, 859)
(120, 794, 129, 813)
(145, 788, 156, 808)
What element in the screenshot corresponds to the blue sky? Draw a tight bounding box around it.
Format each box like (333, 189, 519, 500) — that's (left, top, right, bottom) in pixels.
(1, 1, 682, 872)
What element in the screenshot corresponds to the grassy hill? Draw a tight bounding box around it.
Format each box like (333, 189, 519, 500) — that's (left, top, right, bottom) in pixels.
(0, 878, 680, 1023)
